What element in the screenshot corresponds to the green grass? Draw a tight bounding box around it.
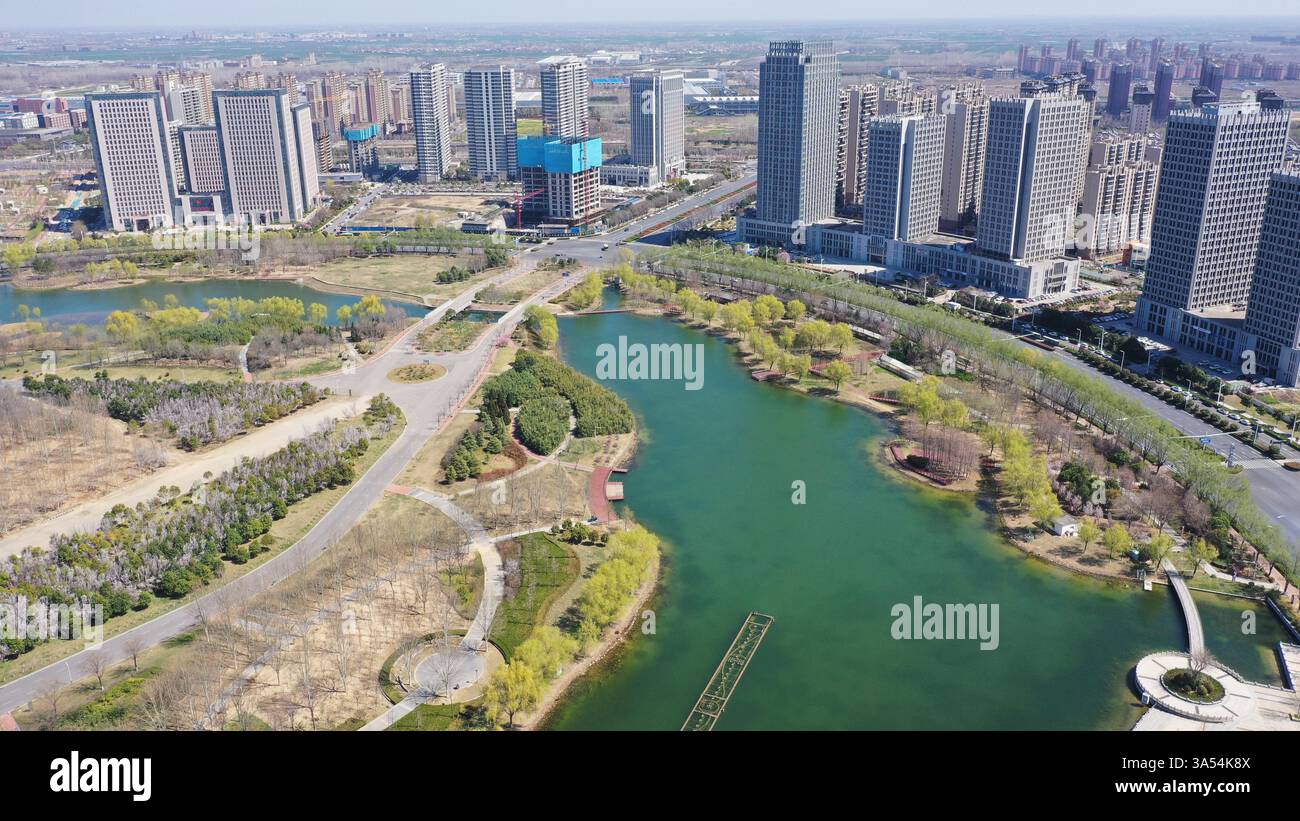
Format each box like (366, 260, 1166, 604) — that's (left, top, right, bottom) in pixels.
(487, 533, 580, 660)
(60, 669, 158, 729)
(416, 317, 491, 353)
(386, 701, 476, 731)
(516, 118, 543, 137)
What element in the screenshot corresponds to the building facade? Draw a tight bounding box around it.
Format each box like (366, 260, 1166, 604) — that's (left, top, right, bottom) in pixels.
(539, 56, 589, 138)
(629, 69, 686, 182)
(213, 89, 318, 225)
(1136, 100, 1290, 361)
(1080, 134, 1159, 258)
(178, 124, 225, 194)
(938, 88, 988, 233)
(739, 40, 840, 247)
(464, 66, 517, 182)
(85, 91, 179, 231)
(862, 114, 946, 242)
(411, 64, 453, 183)
(1240, 173, 1300, 387)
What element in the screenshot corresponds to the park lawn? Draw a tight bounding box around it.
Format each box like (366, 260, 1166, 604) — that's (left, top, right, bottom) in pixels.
(516, 118, 543, 137)
(416, 317, 492, 353)
(297, 254, 490, 302)
(94, 362, 243, 382)
(386, 701, 479, 731)
(475, 267, 562, 305)
(487, 533, 580, 660)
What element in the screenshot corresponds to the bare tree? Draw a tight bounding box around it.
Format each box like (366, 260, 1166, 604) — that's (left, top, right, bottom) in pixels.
(82, 649, 111, 692)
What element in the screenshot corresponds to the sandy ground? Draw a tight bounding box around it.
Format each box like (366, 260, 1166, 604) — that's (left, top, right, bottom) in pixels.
(0, 394, 370, 559)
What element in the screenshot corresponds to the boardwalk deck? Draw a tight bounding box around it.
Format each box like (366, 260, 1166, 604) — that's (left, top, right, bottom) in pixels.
(1162, 561, 1206, 656)
(682, 612, 775, 731)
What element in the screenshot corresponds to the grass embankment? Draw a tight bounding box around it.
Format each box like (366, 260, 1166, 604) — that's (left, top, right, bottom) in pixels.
(489, 534, 580, 660)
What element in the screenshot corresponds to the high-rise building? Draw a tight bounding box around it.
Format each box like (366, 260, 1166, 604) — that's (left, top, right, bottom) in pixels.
(1136, 100, 1290, 358)
(1240, 173, 1300, 386)
(272, 73, 299, 106)
(977, 93, 1092, 262)
(1199, 60, 1225, 99)
(1107, 62, 1133, 118)
(1130, 85, 1154, 132)
(84, 92, 180, 231)
(234, 72, 267, 90)
(1066, 39, 1081, 63)
(629, 69, 686, 182)
(177, 124, 224, 194)
(739, 40, 839, 247)
(939, 87, 988, 233)
(516, 136, 603, 223)
(1148, 38, 1164, 72)
(862, 114, 945, 242)
(364, 69, 391, 129)
(343, 122, 381, 179)
(539, 56, 589, 138)
(411, 64, 453, 183)
(464, 66, 517, 182)
(1093, 38, 1108, 59)
(322, 71, 351, 134)
(1080, 133, 1159, 258)
(836, 85, 877, 211)
(1153, 59, 1175, 122)
(212, 89, 318, 225)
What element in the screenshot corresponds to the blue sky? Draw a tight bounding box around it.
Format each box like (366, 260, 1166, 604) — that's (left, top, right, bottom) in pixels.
(7, 3, 1300, 28)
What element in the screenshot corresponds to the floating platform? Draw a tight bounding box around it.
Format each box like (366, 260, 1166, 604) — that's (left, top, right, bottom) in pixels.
(682, 611, 775, 731)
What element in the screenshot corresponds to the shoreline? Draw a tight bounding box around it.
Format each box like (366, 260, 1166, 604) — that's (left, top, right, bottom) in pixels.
(522, 549, 662, 731)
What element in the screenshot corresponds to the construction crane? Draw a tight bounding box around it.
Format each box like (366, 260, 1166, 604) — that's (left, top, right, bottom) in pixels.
(514, 187, 547, 228)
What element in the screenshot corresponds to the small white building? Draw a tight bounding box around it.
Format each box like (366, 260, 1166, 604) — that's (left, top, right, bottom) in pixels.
(1052, 515, 1080, 537)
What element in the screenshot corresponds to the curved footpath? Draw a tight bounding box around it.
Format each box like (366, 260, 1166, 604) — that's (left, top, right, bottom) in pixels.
(0, 266, 583, 717)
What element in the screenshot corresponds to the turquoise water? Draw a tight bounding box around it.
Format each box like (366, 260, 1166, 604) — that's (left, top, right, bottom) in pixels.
(542, 289, 1285, 730)
(1, 279, 414, 327)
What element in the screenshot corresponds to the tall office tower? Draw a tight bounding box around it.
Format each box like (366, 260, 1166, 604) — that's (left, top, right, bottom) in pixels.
(1148, 38, 1164, 72)
(1199, 60, 1225, 99)
(1107, 63, 1133, 117)
(539, 56, 588, 137)
(410, 64, 453, 183)
(1081, 133, 1159, 258)
(272, 73, 299, 106)
(629, 69, 686, 182)
(1136, 100, 1290, 353)
(84, 92, 179, 231)
(1191, 86, 1219, 108)
(212, 89, 318, 225)
(177, 124, 225, 194)
(1153, 59, 1175, 122)
(939, 88, 988, 233)
(234, 72, 267, 90)
(739, 40, 839, 247)
(1130, 85, 1154, 132)
(1241, 173, 1300, 386)
(977, 93, 1092, 262)
(464, 66, 517, 181)
(862, 114, 945, 242)
(837, 85, 877, 211)
(835, 89, 849, 206)
(1093, 38, 1108, 59)
(364, 69, 391, 128)
(323, 71, 351, 134)
(1066, 38, 1081, 63)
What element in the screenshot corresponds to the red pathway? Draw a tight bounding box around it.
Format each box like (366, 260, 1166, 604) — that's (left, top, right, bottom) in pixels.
(588, 467, 614, 522)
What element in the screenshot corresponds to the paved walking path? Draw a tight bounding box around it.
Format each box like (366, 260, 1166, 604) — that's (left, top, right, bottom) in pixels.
(359, 484, 504, 731)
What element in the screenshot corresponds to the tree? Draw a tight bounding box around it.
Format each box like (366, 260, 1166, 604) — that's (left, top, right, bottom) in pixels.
(336, 305, 353, 325)
(1148, 531, 1175, 568)
(824, 360, 852, 391)
(1189, 537, 1216, 578)
(1078, 518, 1102, 555)
(1103, 523, 1133, 559)
(830, 322, 854, 353)
(1029, 492, 1063, 529)
(483, 662, 543, 728)
(785, 299, 806, 322)
(309, 302, 328, 325)
(82, 649, 110, 691)
(104, 310, 139, 344)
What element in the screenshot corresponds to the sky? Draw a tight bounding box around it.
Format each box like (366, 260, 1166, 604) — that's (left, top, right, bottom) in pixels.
(5, 2, 1300, 29)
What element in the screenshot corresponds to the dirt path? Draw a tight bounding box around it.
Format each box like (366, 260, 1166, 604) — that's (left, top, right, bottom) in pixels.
(0, 395, 369, 559)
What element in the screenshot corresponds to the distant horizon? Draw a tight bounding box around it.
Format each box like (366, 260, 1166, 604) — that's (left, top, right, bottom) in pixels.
(6, 10, 1300, 32)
